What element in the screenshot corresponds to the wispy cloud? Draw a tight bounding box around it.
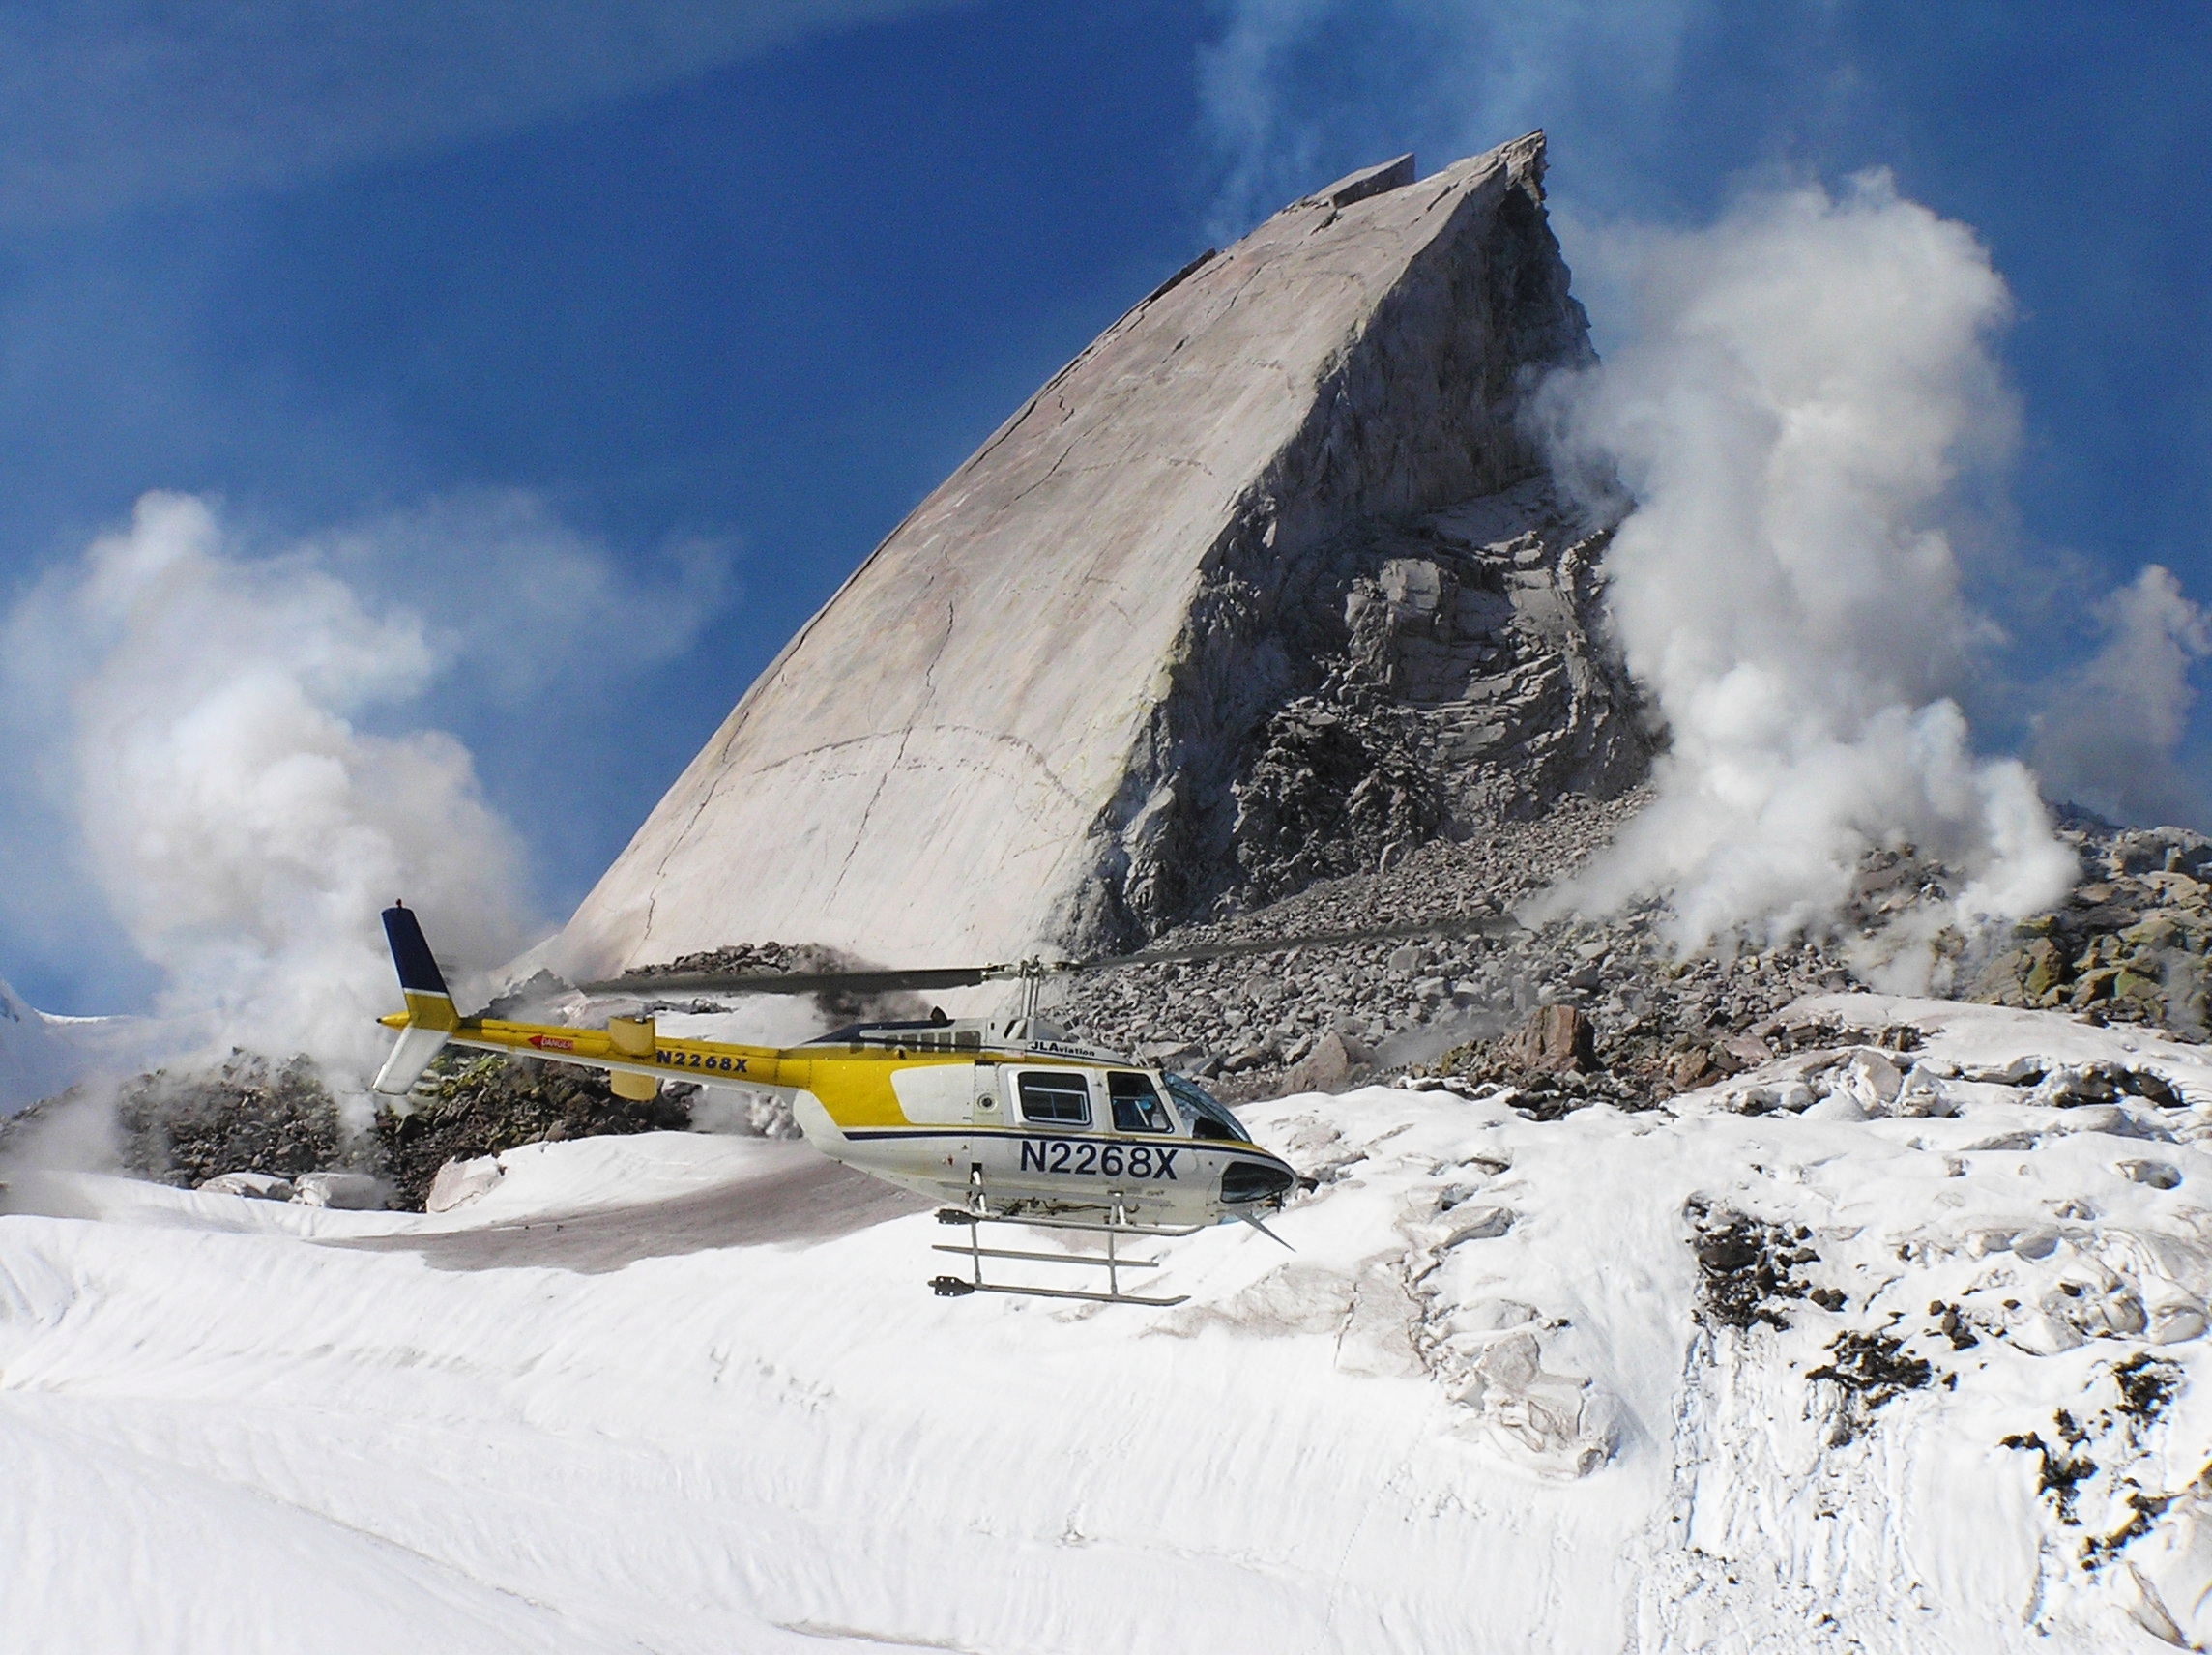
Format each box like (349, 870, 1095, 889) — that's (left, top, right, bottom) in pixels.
(0, 0, 973, 224)
(309, 489, 734, 706)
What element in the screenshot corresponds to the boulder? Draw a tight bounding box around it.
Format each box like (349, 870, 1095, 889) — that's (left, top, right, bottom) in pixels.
(425, 1154, 504, 1213)
(292, 1172, 388, 1210)
(1281, 1030, 1370, 1094)
(196, 1172, 295, 1202)
(1493, 1004, 1595, 1078)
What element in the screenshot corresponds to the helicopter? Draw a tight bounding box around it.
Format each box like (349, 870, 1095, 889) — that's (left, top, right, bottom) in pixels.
(372, 902, 1518, 1306)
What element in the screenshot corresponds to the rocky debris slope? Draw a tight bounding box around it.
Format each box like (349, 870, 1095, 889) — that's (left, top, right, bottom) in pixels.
(1974, 819, 2212, 1036)
(1058, 787, 1855, 1100)
(1059, 794, 2212, 1110)
(555, 132, 1621, 983)
(0, 1051, 381, 1195)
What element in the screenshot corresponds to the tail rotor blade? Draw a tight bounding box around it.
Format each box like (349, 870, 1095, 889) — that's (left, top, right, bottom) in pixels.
(578, 964, 1002, 998)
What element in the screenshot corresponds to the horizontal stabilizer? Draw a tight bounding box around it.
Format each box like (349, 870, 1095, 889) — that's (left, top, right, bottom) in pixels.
(373, 1021, 450, 1096)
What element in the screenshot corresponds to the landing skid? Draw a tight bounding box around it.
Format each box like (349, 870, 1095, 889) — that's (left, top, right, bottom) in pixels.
(926, 1201, 1197, 1308)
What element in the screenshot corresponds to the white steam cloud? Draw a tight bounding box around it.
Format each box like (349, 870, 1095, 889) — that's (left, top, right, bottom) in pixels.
(1534, 174, 2078, 972)
(1, 492, 545, 1079)
(2030, 564, 2212, 828)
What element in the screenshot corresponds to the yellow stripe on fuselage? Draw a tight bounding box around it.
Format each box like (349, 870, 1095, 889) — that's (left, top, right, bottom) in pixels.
(377, 1009, 1130, 1134)
(417, 1016, 993, 1130)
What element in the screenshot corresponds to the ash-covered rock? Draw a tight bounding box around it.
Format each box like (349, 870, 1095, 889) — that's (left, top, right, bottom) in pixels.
(0, 1050, 379, 1193)
(113, 1052, 356, 1187)
(373, 1052, 691, 1210)
(1971, 818, 2212, 1038)
(612, 941, 930, 1025)
(618, 942, 798, 981)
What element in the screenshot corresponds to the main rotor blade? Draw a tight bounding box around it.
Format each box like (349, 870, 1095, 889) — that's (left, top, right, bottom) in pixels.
(584, 912, 1526, 999)
(1064, 912, 1526, 973)
(578, 964, 1004, 998)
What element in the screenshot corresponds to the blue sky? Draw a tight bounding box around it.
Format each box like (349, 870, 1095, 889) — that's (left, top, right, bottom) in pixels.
(0, 1, 2206, 1012)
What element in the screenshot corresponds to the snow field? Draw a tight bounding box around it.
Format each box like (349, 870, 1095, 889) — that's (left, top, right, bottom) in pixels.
(4, 995, 2212, 1652)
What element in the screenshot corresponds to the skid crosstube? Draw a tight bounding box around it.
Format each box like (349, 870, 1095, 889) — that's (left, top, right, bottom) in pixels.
(926, 1203, 1193, 1307)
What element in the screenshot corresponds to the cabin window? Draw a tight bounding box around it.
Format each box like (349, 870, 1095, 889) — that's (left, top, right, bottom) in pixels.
(1108, 1071, 1172, 1132)
(1163, 1072, 1255, 1143)
(1017, 1070, 1091, 1125)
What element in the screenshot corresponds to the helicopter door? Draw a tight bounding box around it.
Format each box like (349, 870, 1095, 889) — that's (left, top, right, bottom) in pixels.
(888, 1062, 977, 1127)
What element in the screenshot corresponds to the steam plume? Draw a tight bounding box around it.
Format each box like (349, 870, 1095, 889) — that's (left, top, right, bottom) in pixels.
(1534, 174, 2078, 971)
(2, 492, 539, 1080)
(2030, 564, 2212, 829)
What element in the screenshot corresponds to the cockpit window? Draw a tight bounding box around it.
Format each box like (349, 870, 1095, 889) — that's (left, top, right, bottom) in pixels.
(1162, 1072, 1254, 1144)
(1017, 1070, 1091, 1125)
(1108, 1071, 1172, 1132)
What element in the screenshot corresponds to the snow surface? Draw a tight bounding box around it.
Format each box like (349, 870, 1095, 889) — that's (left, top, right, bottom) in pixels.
(7, 995, 2212, 1652)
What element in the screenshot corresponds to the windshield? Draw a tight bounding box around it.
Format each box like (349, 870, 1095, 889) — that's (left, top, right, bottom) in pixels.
(1162, 1072, 1254, 1144)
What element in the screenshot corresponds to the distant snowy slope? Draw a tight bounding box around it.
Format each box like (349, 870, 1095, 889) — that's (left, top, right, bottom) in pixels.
(0, 977, 118, 1114)
(0, 975, 189, 1117)
(4, 997, 2212, 1652)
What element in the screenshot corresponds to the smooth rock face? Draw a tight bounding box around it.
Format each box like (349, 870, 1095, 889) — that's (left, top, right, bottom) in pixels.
(557, 131, 1628, 979)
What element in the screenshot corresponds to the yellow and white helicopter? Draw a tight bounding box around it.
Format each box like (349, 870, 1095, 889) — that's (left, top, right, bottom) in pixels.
(371, 904, 1322, 1307)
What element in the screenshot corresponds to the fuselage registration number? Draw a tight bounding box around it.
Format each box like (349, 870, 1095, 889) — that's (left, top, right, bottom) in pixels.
(1019, 1139, 1179, 1179)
